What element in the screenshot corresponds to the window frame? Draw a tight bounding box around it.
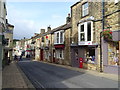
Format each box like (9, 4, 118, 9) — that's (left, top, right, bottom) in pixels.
(78, 21, 93, 45)
(82, 2, 89, 17)
(54, 30, 64, 44)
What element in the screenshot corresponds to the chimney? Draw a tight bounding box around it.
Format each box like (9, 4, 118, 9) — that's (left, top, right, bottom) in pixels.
(41, 29, 45, 34)
(6, 19, 8, 24)
(34, 33, 38, 36)
(66, 13, 71, 24)
(47, 25, 51, 32)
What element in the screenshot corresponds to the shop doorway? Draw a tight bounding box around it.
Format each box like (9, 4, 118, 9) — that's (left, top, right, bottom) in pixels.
(53, 50, 55, 63)
(40, 49, 43, 61)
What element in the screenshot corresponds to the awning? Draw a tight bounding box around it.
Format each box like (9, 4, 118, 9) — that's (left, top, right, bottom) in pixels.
(54, 44, 65, 49)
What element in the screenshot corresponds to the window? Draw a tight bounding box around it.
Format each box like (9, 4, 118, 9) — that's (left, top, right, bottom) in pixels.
(6, 38, 9, 46)
(78, 21, 93, 43)
(87, 22, 91, 41)
(60, 32, 64, 43)
(82, 2, 89, 17)
(80, 24, 85, 41)
(42, 37, 44, 42)
(85, 48, 95, 64)
(57, 33, 59, 43)
(56, 50, 64, 59)
(54, 30, 64, 44)
(115, 0, 119, 4)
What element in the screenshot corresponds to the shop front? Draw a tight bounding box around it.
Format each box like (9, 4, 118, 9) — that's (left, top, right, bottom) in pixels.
(103, 30, 120, 74)
(71, 43, 98, 71)
(54, 44, 65, 64)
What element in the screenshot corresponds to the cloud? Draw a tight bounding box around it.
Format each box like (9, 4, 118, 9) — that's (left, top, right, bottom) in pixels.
(6, 2, 41, 39)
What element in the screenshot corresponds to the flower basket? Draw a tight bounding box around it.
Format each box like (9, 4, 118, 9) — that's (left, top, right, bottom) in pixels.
(102, 29, 113, 41)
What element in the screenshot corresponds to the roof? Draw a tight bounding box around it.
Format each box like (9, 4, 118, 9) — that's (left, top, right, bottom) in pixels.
(51, 22, 72, 33)
(71, 0, 81, 8)
(8, 23, 14, 27)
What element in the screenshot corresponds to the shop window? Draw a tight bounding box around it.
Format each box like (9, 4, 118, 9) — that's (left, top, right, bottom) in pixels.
(108, 42, 119, 66)
(86, 48, 95, 64)
(45, 51, 49, 60)
(56, 50, 64, 59)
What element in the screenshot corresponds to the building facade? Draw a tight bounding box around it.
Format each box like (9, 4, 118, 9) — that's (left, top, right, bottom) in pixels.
(4, 22, 14, 61)
(0, 0, 7, 67)
(71, 1, 102, 71)
(102, 1, 120, 74)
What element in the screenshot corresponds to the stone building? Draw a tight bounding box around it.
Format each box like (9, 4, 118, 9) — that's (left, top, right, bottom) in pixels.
(50, 14, 72, 65)
(0, 0, 7, 66)
(36, 27, 52, 62)
(4, 22, 14, 61)
(102, 1, 120, 74)
(70, 0, 120, 74)
(70, 0, 103, 71)
(43, 27, 52, 62)
(35, 34, 41, 61)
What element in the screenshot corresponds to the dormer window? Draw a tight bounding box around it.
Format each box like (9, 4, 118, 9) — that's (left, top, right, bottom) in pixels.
(82, 2, 89, 17)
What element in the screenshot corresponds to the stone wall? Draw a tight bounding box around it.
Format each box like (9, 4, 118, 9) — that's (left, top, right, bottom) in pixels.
(64, 28, 71, 65)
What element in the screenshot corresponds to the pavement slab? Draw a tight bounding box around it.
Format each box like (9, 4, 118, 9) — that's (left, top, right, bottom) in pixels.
(2, 61, 34, 89)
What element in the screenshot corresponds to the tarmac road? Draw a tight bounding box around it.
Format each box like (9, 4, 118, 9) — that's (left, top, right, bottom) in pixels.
(18, 59, 118, 88)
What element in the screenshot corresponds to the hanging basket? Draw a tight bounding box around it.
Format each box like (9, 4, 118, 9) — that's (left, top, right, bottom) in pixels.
(103, 34, 112, 41)
(102, 29, 113, 42)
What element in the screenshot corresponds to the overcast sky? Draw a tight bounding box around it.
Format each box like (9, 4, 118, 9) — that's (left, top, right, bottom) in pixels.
(6, 2, 76, 40)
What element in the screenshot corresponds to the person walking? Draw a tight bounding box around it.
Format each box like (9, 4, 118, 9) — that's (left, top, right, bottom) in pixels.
(14, 55, 18, 62)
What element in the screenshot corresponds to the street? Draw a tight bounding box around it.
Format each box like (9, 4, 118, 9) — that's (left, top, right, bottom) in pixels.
(18, 59, 118, 88)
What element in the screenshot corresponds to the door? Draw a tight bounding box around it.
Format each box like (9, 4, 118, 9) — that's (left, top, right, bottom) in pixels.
(53, 50, 55, 63)
(40, 49, 43, 61)
(71, 48, 79, 67)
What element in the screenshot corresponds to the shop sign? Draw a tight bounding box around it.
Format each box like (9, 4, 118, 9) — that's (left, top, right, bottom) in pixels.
(44, 47, 49, 50)
(79, 41, 92, 45)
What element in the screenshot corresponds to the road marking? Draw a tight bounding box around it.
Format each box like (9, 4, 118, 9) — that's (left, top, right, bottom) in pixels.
(18, 64, 45, 89)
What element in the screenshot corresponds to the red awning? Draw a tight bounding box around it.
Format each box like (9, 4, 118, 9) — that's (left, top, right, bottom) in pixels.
(54, 45, 65, 49)
(26, 50, 31, 52)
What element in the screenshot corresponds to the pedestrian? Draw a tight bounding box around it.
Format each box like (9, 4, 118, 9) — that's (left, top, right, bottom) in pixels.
(8, 57, 11, 65)
(14, 55, 18, 62)
(19, 52, 23, 61)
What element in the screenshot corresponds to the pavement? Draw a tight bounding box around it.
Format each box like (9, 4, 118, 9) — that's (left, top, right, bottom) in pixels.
(37, 60, 119, 82)
(2, 61, 35, 89)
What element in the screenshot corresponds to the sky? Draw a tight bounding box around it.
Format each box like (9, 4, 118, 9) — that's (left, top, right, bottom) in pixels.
(6, 1, 77, 40)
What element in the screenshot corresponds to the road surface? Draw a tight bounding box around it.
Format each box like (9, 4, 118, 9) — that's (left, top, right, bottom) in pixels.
(18, 59, 118, 88)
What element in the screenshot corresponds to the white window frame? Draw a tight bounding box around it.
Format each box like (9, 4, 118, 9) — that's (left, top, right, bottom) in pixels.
(54, 30, 64, 44)
(115, 0, 119, 4)
(82, 2, 89, 17)
(55, 50, 64, 59)
(78, 21, 93, 45)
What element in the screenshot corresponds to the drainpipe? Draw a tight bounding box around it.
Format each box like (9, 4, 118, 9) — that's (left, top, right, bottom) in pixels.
(100, 0, 105, 72)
